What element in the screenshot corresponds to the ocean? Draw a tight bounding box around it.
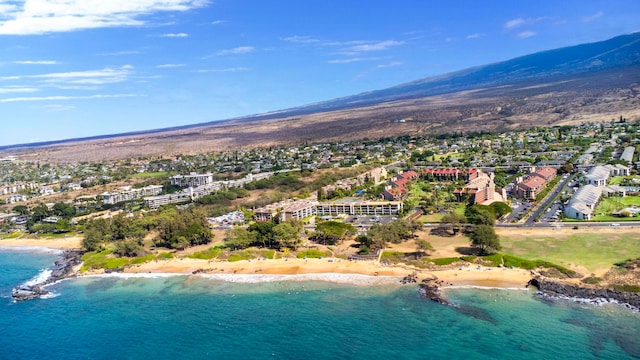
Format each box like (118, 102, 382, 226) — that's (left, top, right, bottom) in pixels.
(1, 249, 639, 360)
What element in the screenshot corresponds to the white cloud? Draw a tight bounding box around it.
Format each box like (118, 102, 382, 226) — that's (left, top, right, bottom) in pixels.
(504, 18, 527, 29)
(465, 33, 483, 40)
(0, 0, 209, 35)
(99, 50, 142, 56)
(345, 40, 403, 53)
(583, 11, 604, 22)
(2, 65, 134, 86)
(516, 31, 537, 39)
(377, 61, 404, 68)
(328, 57, 380, 64)
(210, 20, 226, 25)
(0, 93, 142, 103)
(283, 35, 320, 44)
(13, 60, 58, 65)
(193, 67, 250, 73)
(156, 63, 186, 68)
(215, 46, 255, 56)
(504, 17, 549, 30)
(0, 86, 39, 94)
(39, 104, 76, 112)
(161, 32, 188, 37)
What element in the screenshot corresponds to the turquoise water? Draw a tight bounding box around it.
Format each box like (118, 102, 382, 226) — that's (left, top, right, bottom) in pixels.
(1, 250, 639, 360)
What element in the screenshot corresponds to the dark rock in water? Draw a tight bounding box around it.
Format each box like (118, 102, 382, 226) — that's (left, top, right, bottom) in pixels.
(454, 304, 498, 325)
(12, 285, 51, 301)
(401, 272, 418, 284)
(527, 276, 640, 311)
(11, 250, 83, 302)
(418, 278, 450, 305)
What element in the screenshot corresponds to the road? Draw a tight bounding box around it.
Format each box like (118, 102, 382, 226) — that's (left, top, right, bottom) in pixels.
(523, 173, 573, 226)
(497, 221, 639, 229)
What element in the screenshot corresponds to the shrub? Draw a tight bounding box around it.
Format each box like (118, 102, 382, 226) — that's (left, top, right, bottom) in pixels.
(228, 251, 251, 262)
(156, 252, 174, 260)
(429, 257, 461, 266)
(612, 284, 640, 293)
(296, 249, 327, 259)
(188, 247, 223, 260)
(130, 254, 155, 265)
(581, 276, 602, 285)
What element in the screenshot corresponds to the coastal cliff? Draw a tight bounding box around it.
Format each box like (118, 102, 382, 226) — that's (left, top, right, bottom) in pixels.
(527, 277, 640, 311)
(12, 250, 83, 301)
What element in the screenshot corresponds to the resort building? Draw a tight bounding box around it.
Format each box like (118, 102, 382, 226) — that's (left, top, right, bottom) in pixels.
(564, 183, 627, 220)
(585, 164, 630, 187)
(102, 185, 163, 205)
(0, 182, 37, 195)
(620, 146, 635, 164)
(315, 200, 403, 217)
(254, 199, 403, 222)
(381, 170, 419, 201)
(422, 168, 477, 181)
(144, 190, 193, 209)
(564, 185, 602, 220)
(170, 173, 214, 188)
(453, 170, 507, 205)
(513, 166, 557, 199)
(145, 172, 275, 209)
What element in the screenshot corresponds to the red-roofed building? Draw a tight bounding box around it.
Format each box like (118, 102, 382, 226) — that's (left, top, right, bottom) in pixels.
(514, 166, 557, 199)
(422, 168, 477, 181)
(453, 169, 507, 205)
(382, 185, 407, 201)
(397, 170, 419, 180)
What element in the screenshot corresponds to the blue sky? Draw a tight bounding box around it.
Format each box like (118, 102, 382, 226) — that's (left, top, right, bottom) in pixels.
(0, 0, 638, 146)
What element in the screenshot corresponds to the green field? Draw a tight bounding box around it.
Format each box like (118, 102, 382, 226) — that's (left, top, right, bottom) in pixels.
(500, 230, 640, 273)
(593, 196, 640, 220)
(130, 171, 172, 179)
(420, 204, 466, 223)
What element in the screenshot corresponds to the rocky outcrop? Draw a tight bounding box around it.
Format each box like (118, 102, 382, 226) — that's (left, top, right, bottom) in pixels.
(418, 276, 450, 305)
(12, 250, 83, 302)
(527, 277, 640, 312)
(400, 272, 418, 284)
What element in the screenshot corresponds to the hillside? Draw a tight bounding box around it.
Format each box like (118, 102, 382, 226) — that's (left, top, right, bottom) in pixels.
(2, 33, 640, 162)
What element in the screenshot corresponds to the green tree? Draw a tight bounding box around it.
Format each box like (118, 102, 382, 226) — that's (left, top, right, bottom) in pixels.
(224, 227, 256, 250)
(12, 205, 29, 215)
(248, 221, 276, 248)
(51, 202, 76, 218)
(113, 239, 145, 257)
(489, 202, 511, 219)
(273, 222, 301, 250)
(441, 213, 467, 235)
(469, 225, 501, 255)
(465, 205, 496, 226)
(415, 239, 434, 259)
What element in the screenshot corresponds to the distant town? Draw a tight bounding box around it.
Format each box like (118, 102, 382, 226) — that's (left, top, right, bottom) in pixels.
(1, 117, 638, 237)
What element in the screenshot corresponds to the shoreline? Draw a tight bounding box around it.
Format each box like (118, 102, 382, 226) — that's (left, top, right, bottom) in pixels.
(0, 239, 531, 289)
(6, 244, 640, 312)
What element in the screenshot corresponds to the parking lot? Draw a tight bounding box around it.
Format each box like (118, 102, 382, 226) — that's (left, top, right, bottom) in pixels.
(539, 202, 563, 222)
(344, 215, 399, 228)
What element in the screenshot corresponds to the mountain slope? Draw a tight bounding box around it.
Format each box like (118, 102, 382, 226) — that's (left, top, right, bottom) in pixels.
(2, 33, 640, 161)
(237, 32, 640, 119)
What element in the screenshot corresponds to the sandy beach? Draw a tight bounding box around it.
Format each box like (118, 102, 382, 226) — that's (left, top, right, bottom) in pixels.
(0, 236, 82, 250)
(121, 257, 532, 288)
(0, 236, 531, 288)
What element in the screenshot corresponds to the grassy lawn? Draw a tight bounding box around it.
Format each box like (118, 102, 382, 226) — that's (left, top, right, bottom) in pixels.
(593, 196, 640, 220)
(433, 152, 462, 161)
(130, 171, 172, 179)
(499, 229, 640, 273)
(421, 203, 466, 223)
(608, 176, 624, 185)
(608, 175, 640, 186)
